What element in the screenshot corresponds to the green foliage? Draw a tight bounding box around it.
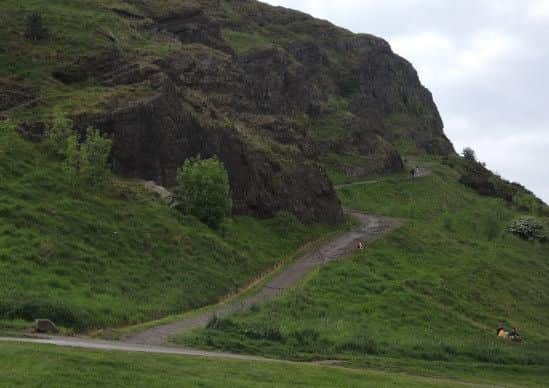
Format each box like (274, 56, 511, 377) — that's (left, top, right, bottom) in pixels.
(177, 156, 232, 228)
(508, 217, 546, 241)
(80, 128, 112, 186)
(24, 12, 48, 41)
(46, 112, 73, 156)
(462, 147, 476, 162)
(62, 127, 112, 188)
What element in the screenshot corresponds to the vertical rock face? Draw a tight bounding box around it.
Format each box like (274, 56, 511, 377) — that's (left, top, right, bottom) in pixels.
(60, 0, 455, 224)
(91, 81, 343, 224)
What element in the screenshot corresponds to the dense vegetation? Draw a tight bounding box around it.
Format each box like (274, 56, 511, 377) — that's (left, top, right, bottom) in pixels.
(176, 156, 232, 228)
(0, 127, 336, 330)
(177, 158, 549, 377)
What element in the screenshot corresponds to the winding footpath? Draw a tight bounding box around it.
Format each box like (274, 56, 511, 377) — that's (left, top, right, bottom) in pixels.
(0, 210, 400, 360)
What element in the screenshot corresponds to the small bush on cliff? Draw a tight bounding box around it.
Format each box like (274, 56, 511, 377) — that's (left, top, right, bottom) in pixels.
(508, 217, 546, 241)
(80, 128, 112, 185)
(462, 147, 476, 162)
(177, 156, 232, 228)
(46, 112, 73, 156)
(64, 127, 112, 187)
(24, 12, 48, 41)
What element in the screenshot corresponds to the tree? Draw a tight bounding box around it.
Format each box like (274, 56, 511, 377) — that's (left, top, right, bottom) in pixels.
(80, 128, 112, 186)
(462, 147, 476, 162)
(176, 156, 232, 228)
(63, 127, 112, 188)
(46, 112, 73, 156)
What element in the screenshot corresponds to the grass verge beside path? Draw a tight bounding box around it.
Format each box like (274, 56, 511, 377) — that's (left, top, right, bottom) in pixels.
(0, 342, 490, 387)
(94, 217, 355, 340)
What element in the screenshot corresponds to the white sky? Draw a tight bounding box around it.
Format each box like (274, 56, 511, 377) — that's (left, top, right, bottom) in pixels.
(264, 0, 549, 203)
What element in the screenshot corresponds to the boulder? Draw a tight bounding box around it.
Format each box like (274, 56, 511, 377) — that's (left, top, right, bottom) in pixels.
(34, 319, 59, 334)
(143, 181, 179, 208)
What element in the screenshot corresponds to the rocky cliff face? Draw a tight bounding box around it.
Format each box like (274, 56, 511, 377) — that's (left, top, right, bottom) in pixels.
(8, 0, 456, 224)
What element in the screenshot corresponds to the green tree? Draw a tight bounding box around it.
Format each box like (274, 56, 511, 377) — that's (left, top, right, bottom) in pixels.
(46, 112, 73, 156)
(177, 156, 232, 228)
(62, 127, 112, 188)
(80, 127, 112, 186)
(462, 147, 476, 162)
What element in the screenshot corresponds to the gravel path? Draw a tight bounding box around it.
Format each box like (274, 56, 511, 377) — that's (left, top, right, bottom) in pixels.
(125, 210, 400, 345)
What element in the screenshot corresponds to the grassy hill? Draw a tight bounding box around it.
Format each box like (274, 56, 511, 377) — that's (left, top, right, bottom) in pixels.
(0, 127, 337, 331)
(176, 158, 549, 382)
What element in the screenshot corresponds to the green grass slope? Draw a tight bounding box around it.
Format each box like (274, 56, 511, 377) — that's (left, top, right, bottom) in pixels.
(0, 0, 176, 121)
(0, 129, 335, 331)
(176, 159, 549, 383)
(0, 342, 502, 388)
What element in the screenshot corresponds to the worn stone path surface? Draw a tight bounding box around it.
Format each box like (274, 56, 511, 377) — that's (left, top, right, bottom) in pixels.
(125, 210, 400, 345)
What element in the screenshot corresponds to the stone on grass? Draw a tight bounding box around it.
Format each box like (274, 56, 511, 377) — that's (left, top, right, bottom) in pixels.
(34, 319, 59, 334)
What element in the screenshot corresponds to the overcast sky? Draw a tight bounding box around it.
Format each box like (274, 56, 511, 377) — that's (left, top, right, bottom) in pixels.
(264, 0, 549, 203)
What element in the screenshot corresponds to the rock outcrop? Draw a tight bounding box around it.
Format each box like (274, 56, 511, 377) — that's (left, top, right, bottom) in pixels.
(25, 0, 458, 224)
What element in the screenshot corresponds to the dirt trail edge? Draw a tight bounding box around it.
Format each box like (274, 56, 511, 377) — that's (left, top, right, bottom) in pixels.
(125, 210, 400, 346)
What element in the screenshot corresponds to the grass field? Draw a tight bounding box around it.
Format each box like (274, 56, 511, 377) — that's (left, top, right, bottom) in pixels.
(0, 341, 511, 387)
(0, 127, 337, 331)
(176, 160, 549, 384)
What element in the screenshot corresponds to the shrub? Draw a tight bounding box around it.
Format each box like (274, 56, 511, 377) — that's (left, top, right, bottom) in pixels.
(508, 217, 546, 241)
(46, 112, 73, 156)
(24, 12, 48, 41)
(80, 128, 112, 186)
(63, 127, 112, 187)
(462, 147, 476, 162)
(176, 155, 232, 228)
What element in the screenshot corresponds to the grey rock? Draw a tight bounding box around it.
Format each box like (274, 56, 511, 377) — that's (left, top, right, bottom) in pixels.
(34, 319, 59, 334)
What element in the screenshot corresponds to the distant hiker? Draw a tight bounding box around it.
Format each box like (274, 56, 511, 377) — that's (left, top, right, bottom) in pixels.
(509, 328, 522, 342)
(357, 240, 365, 250)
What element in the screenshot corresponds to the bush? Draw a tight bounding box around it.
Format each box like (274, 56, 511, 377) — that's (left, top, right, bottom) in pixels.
(80, 128, 112, 185)
(24, 12, 48, 41)
(176, 155, 232, 228)
(64, 127, 112, 187)
(508, 217, 546, 241)
(462, 147, 476, 162)
(46, 112, 73, 156)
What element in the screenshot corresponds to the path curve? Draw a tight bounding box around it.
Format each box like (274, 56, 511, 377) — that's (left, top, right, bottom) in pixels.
(125, 210, 400, 345)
